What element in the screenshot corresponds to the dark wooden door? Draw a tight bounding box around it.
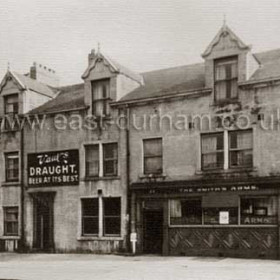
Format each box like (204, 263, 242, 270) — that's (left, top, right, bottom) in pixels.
(143, 210, 163, 254)
(33, 195, 54, 251)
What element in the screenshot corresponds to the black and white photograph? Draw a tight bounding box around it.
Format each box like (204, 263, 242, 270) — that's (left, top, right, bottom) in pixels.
(0, 0, 279, 279)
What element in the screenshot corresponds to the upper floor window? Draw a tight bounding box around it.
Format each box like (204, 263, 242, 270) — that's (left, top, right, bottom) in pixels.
(103, 143, 118, 177)
(201, 130, 253, 171)
(143, 138, 163, 175)
(85, 142, 118, 178)
(201, 133, 224, 170)
(91, 79, 110, 117)
(5, 152, 19, 182)
(85, 144, 99, 177)
(229, 130, 253, 168)
(4, 94, 18, 115)
(214, 57, 238, 103)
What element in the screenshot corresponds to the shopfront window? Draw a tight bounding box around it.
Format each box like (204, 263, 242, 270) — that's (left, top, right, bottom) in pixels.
(241, 196, 277, 225)
(170, 199, 202, 225)
(203, 207, 238, 225)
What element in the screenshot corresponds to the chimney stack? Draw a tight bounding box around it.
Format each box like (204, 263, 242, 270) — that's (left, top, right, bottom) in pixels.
(88, 49, 96, 65)
(29, 62, 59, 87)
(30, 62, 37, 80)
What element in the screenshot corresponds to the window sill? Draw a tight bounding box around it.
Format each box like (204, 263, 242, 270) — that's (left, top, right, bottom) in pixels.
(211, 99, 240, 107)
(1, 181, 20, 187)
(0, 236, 20, 240)
(196, 167, 257, 175)
(83, 176, 120, 181)
(77, 236, 123, 241)
(139, 173, 167, 180)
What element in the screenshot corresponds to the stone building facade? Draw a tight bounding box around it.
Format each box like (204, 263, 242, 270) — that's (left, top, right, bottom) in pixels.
(0, 24, 280, 258)
(116, 24, 280, 259)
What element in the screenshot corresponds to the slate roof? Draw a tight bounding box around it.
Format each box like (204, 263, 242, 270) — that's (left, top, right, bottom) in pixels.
(120, 62, 206, 102)
(121, 48, 280, 102)
(29, 83, 85, 114)
(28, 48, 280, 114)
(12, 72, 57, 97)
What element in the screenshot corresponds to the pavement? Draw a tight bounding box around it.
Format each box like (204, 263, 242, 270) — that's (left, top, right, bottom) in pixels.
(0, 253, 279, 280)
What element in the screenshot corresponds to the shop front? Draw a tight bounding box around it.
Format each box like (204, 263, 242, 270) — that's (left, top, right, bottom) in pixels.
(131, 179, 280, 259)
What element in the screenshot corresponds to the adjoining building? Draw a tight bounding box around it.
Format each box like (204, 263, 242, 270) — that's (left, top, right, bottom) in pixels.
(0, 24, 280, 259)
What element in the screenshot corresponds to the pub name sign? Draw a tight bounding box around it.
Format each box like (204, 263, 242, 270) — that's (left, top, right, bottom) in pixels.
(28, 150, 79, 187)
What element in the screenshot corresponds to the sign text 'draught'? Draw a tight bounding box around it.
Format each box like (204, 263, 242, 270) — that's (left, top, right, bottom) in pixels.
(28, 149, 79, 187)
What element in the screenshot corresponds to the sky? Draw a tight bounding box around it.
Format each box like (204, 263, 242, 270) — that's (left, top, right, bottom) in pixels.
(1, 0, 280, 86)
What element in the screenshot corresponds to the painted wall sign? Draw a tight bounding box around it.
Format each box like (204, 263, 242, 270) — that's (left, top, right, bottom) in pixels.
(143, 184, 259, 195)
(28, 150, 79, 187)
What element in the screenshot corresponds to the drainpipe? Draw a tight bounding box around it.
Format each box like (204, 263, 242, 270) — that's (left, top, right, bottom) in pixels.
(125, 106, 136, 254)
(20, 123, 25, 251)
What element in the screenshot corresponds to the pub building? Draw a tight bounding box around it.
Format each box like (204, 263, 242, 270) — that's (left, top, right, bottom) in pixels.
(0, 23, 280, 259)
(115, 23, 280, 259)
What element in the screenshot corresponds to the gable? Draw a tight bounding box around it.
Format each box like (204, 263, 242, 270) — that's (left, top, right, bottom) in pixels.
(202, 25, 250, 59)
(1, 78, 20, 95)
(86, 60, 116, 81)
(0, 73, 24, 96)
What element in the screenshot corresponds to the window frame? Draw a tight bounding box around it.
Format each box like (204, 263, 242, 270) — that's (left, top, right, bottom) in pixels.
(3, 206, 19, 236)
(81, 198, 99, 236)
(201, 132, 224, 171)
(169, 198, 203, 226)
(240, 196, 278, 225)
(4, 94, 19, 115)
(5, 152, 19, 182)
(91, 79, 111, 117)
(103, 143, 118, 177)
(85, 144, 100, 178)
(214, 56, 238, 103)
(80, 197, 121, 237)
(143, 138, 163, 175)
(103, 197, 121, 236)
(228, 129, 253, 169)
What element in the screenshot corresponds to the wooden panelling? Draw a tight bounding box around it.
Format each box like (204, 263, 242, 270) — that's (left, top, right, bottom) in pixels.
(169, 227, 278, 259)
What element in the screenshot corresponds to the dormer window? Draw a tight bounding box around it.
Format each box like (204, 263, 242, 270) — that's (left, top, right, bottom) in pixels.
(91, 79, 110, 117)
(4, 94, 18, 115)
(214, 56, 238, 103)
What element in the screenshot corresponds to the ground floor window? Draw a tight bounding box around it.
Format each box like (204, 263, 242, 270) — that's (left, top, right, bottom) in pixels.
(169, 195, 277, 226)
(4, 207, 19, 236)
(241, 196, 277, 225)
(81, 197, 121, 236)
(82, 198, 99, 235)
(203, 207, 238, 225)
(103, 198, 121, 235)
(170, 199, 202, 225)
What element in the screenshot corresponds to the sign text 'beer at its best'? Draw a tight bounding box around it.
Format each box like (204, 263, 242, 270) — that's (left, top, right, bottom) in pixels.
(28, 150, 79, 187)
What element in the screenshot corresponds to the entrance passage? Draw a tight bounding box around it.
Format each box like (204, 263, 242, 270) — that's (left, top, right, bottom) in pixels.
(143, 209, 163, 254)
(32, 193, 55, 251)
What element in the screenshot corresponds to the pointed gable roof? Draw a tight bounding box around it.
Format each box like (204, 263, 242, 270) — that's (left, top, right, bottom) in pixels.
(0, 70, 57, 97)
(202, 24, 250, 58)
(82, 52, 143, 84)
